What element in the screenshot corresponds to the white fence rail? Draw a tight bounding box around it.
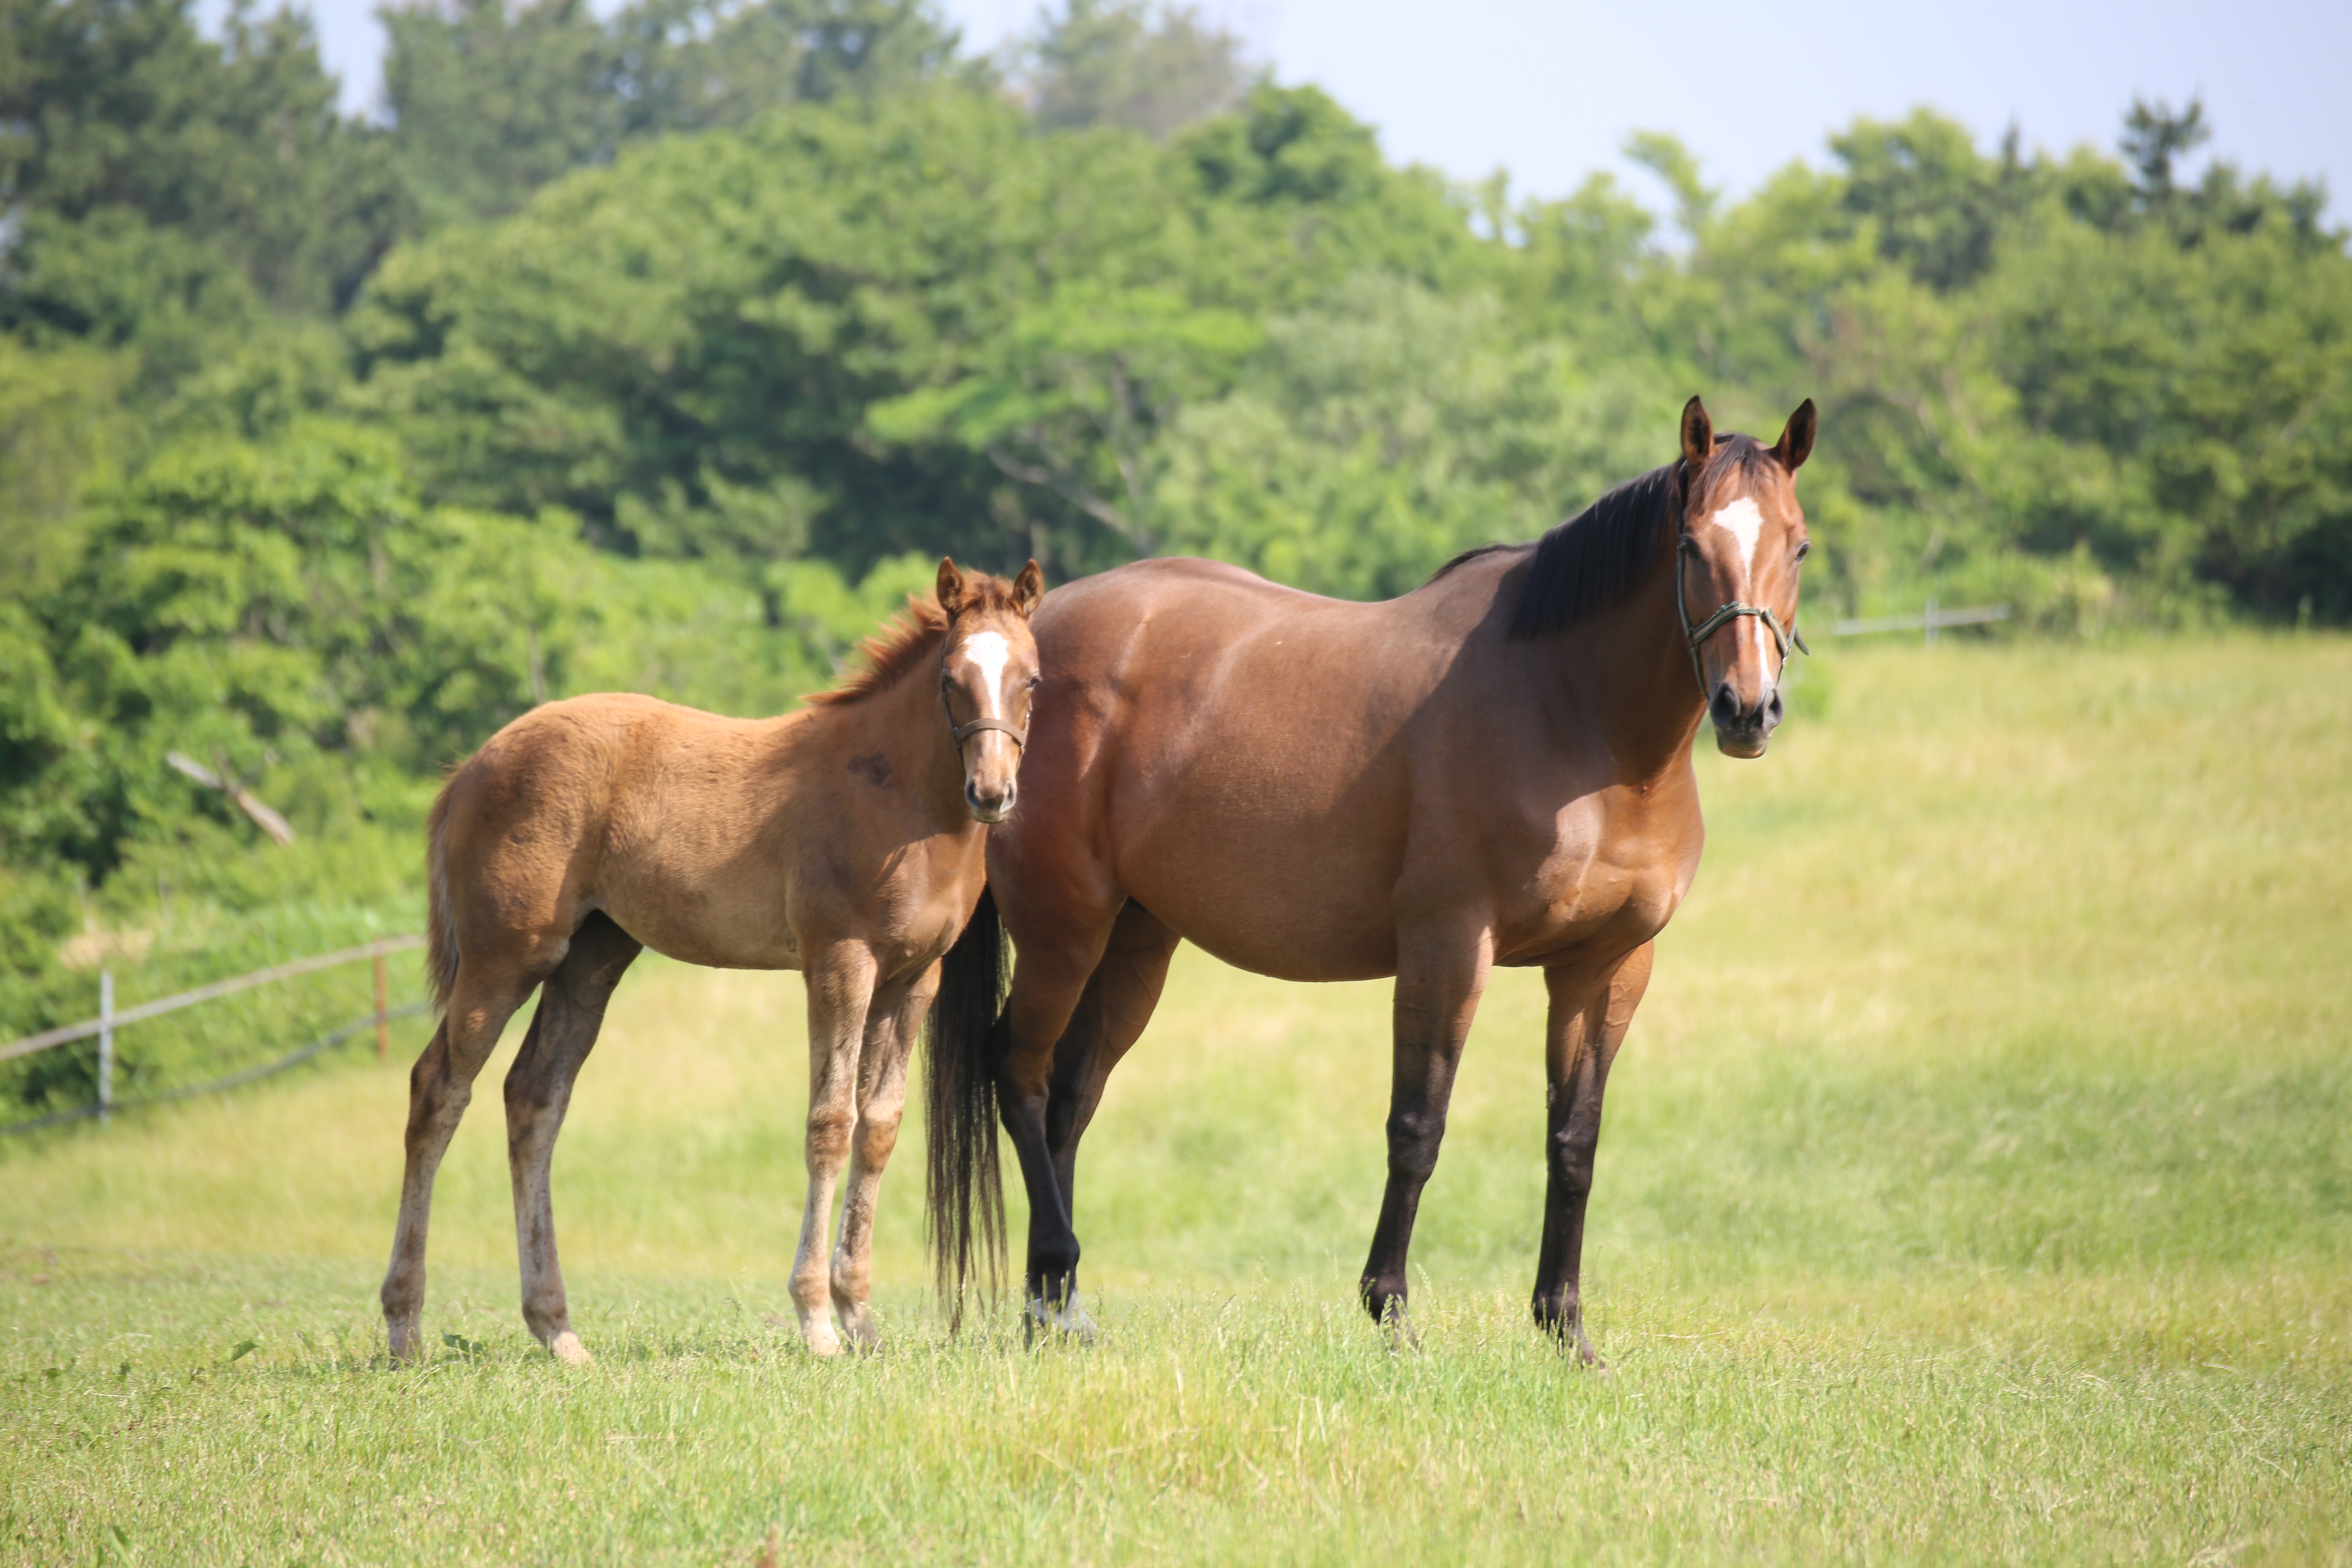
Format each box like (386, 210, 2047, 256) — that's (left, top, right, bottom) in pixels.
(0, 935, 427, 1136)
(1826, 601, 2011, 643)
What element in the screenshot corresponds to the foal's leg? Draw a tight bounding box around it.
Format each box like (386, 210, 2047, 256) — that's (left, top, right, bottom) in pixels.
(1358, 925, 1492, 1342)
(828, 964, 937, 1352)
(503, 913, 641, 1364)
(1531, 943, 1653, 1366)
(382, 962, 543, 1363)
(789, 943, 879, 1356)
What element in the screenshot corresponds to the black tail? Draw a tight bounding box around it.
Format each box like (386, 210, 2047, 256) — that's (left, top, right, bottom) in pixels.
(926, 884, 1010, 1325)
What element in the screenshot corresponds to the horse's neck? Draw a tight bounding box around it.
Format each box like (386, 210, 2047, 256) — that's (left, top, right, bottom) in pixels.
(1523, 547, 1707, 786)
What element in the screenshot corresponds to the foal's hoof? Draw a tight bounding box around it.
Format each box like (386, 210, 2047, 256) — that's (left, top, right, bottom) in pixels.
(1023, 1290, 1096, 1348)
(547, 1330, 593, 1366)
(836, 1308, 884, 1356)
(385, 1317, 425, 1366)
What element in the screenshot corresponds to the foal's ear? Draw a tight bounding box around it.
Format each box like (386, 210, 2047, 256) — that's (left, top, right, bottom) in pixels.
(935, 556, 969, 617)
(1679, 396, 1715, 472)
(1011, 559, 1045, 617)
(1771, 399, 1817, 472)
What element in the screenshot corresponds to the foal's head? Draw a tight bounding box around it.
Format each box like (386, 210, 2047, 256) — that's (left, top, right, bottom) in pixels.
(1677, 396, 1815, 759)
(935, 557, 1045, 823)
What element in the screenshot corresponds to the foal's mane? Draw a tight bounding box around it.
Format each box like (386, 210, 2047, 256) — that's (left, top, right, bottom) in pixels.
(1427, 434, 1781, 639)
(805, 574, 1028, 707)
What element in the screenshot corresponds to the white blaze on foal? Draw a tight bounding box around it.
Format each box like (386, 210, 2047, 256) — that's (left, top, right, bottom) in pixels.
(1708, 496, 1782, 683)
(960, 630, 1012, 717)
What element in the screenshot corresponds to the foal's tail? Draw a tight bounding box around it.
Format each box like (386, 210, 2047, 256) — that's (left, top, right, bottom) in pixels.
(926, 885, 1010, 1323)
(422, 771, 463, 1014)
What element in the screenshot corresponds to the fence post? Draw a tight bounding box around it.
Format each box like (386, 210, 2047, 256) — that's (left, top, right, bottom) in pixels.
(374, 951, 390, 1062)
(97, 970, 114, 1125)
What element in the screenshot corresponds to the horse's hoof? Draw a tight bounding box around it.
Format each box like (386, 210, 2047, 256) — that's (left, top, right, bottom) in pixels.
(838, 1312, 884, 1355)
(1024, 1291, 1095, 1347)
(385, 1318, 424, 1366)
(547, 1330, 592, 1366)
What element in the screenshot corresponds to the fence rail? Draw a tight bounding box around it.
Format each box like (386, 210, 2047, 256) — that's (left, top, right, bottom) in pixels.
(1826, 603, 2012, 639)
(0, 935, 428, 1136)
(0, 935, 424, 1063)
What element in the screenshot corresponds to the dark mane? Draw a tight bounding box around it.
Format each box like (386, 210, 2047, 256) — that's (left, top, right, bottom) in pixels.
(1488, 433, 1778, 639)
(1501, 462, 1681, 639)
(805, 574, 1028, 707)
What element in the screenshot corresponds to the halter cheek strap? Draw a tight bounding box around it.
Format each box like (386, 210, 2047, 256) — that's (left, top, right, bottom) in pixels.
(1675, 534, 1809, 698)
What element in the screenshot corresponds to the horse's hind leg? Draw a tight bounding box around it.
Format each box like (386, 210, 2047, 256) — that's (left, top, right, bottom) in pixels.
(504, 913, 641, 1364)
(828, 964, 936, 1352)
(790, 943, 879, 1356)
(1531, 942, 1652, 1367)
(382, 962, 541, 1363)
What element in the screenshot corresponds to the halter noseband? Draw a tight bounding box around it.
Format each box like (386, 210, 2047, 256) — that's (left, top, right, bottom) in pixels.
(940, 636, 1028, 752)
(1673, 497, 1809, 698)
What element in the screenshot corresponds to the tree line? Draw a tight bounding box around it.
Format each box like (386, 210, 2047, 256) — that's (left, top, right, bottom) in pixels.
(2, 0, 2347, 1098)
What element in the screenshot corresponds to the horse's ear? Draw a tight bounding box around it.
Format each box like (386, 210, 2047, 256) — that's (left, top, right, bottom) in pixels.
(1772, 399, 1817, 472)
(1679, 396, 1714, 472)
(1011, 559, 1045, 617)
(935, 557, 968, 617)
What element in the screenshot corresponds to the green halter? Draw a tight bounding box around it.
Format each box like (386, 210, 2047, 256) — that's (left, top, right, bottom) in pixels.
(1674, 531, 1808, 698)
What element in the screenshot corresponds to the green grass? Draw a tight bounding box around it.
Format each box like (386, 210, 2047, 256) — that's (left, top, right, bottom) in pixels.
(4, 633, 2349, 1564)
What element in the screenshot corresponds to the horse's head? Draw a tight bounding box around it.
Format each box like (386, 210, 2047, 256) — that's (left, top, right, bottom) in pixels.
(936, 556, 1045, 823)
(1676, 396, 1816, 759)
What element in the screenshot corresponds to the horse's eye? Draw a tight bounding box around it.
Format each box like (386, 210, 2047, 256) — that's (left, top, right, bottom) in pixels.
(1795, 539, 1811, 562)
(1026, 675, 1042, 689)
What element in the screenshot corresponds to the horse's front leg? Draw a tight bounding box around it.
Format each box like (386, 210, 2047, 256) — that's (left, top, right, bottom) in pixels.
(791, 943, 878, 1356)
(828, 962, 936, 1353)
(1531, 942, 1653, 1365)
(999, 933, 1116, 1342)
(1359, 923, 1492, 1343)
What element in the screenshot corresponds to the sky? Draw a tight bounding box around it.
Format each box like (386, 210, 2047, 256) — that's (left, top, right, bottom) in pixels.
(250, 0, 2349, 223)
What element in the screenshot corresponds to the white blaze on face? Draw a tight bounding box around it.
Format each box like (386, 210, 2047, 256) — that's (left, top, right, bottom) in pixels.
(1708, 495, 1783, 685)
(959, 630, 1012, 719)
(1708, 496, 1768, 576)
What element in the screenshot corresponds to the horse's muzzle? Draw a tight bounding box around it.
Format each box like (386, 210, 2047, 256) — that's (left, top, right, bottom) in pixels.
(1709, 681, 1782, 759)
(965, 782, 1016, 823)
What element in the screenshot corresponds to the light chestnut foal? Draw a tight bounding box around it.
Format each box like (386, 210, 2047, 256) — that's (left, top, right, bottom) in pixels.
(381, 559, 1043, 1363)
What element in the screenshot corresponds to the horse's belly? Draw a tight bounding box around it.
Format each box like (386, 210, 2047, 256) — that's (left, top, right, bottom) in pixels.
(599, 889, 802, 972)
(1122, 837, 1400, 982)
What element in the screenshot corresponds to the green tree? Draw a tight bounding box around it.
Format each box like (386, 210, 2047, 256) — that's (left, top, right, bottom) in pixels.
(1019, 0, 1254, 141)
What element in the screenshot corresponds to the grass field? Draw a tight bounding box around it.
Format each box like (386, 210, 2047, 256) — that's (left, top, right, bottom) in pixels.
(4, 634, 2349, 1564)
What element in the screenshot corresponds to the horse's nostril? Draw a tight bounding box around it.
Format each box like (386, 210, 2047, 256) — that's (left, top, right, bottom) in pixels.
(1766, 688, 1784, 724)
(1709, 683, 1741, 727)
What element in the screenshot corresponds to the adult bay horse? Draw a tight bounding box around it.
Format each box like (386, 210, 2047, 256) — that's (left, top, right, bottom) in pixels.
(929, 397, 1814, 1361)
(383, 558, 1044, 1363)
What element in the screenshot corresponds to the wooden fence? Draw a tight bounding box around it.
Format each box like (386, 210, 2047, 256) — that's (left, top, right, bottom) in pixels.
(0, 935, 427, 1136)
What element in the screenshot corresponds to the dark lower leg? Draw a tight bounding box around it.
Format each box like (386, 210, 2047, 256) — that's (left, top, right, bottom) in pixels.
(1530, 947, 1647, 1363)
(1038, 903, 1178, 1307)
(1357, 1067, 1457, 1328)
(1357, 937, 1488, 1331)
(504, 916, 637, 1356)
